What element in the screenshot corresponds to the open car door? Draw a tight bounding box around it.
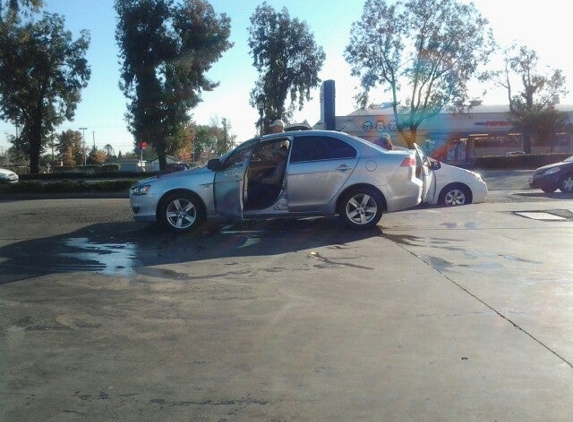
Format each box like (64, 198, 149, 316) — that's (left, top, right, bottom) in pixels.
(212, 140, 257, 221)
(413, 143, 436, 203)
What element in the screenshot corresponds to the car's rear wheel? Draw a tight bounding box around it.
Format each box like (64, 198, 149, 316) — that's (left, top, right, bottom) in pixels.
(159, 192, 205, 232)
(340, 187, 384, 229)
(559, 174, 573, 193)
(439, 184, 471, 206)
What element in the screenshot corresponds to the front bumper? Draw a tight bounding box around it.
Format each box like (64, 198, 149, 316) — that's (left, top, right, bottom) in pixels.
(472, 180, 489, 203)
(130, 193, 160, 223)
(529, 173, 559, 190)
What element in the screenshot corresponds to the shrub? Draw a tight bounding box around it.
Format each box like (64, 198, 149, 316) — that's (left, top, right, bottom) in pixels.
(0, 179, 135, 194)
(473, 153, 571, 170)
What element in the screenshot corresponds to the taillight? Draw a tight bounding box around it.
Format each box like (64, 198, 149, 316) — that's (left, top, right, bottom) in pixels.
(400, 156, 417, 167)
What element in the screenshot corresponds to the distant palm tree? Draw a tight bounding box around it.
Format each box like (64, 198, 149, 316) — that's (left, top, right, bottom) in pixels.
(104, 144, 115, 157)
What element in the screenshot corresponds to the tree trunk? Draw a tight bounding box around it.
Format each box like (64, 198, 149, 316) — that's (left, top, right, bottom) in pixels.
(522, 131, 532, 154)
(156, 141, 167, 171)
(29, 124, 42, 174)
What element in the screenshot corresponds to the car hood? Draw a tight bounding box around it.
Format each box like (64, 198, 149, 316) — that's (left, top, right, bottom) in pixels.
(533, 161, 571, 174)
(0, 168, 16, 176)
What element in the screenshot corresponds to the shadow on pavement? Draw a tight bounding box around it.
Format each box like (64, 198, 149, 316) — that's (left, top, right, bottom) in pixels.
(513, 191, 573, 199)
(0, 217, 384, 284)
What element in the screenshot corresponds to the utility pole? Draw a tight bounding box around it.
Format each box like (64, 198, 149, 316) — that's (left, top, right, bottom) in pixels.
(50, 136, 55, 173)
(79, 127, 87, 165)
(222, 118, 229, 153)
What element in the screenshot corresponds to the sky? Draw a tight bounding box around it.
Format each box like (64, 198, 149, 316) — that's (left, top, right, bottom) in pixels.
(1, 0, 573, 156)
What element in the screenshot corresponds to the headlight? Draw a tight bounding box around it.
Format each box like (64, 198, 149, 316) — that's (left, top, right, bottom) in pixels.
(542, 167, 561, 176)
(131, 184, 151, 195)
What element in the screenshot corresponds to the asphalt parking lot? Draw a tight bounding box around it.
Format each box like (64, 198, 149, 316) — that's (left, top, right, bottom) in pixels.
(1, 171, 573, 421)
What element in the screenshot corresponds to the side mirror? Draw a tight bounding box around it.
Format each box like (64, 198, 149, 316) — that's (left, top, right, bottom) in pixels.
(207, 158, 221, 171)
(430, 160, 441, 170)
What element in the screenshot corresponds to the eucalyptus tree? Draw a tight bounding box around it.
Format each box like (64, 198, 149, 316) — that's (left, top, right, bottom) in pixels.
(345, 0, 494, 147)
(115, 0, 232, 170)
(248, 2, 325, 134)
(487, 44, 569, 153)
(0, 0, 42, 21)
(0, 12, 91, 173)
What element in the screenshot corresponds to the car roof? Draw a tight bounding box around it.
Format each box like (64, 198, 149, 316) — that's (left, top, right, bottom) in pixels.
(260, 129, 344, 140)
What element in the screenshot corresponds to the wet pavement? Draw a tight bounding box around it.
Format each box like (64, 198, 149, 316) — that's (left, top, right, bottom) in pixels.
(1, 178, 573, 421)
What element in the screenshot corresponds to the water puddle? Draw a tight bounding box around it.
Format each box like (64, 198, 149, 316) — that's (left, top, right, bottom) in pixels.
(63, 237, 138, 277)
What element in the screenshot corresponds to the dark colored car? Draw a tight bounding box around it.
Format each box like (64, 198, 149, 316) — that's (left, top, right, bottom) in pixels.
(529, 155, 573, 193)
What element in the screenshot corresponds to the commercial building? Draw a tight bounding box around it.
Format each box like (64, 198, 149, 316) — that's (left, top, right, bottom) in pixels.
(315, 80, 573, 163)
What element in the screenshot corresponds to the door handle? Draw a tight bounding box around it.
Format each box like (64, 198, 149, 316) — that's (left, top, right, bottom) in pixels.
(335, 165, 351, 172)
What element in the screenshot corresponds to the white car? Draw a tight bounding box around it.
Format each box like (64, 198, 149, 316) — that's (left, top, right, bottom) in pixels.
(0, 168, 19, 184)
(414, 144, 488, 206)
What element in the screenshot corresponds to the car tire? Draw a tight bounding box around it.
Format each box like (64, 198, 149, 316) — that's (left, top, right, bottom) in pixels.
(438, 184, 472, 206)
(559, 174, 573, 193)
(339, 187, 384, 229)
(541, 186, 557, 193)
(159, 191, 205, 233)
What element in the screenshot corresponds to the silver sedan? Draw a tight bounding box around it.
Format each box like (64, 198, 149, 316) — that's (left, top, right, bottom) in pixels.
(130, 130, 424, 232)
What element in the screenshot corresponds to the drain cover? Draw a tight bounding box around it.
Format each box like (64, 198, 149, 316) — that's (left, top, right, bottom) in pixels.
(513, 209, 573, 221)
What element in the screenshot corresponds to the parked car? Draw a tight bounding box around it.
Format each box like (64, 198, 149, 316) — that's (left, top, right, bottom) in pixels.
(528, 155, 573, 193)
(0, 168, 19, 184)
(413, 144, 488, 206)
(130, 130, 424, 232)
(165, 161, 190, 172)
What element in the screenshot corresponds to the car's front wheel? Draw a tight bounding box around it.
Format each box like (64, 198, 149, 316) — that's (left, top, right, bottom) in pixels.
(559, 174, 573, 193)
(159, 192, 205, 232)
(439, 184, 472, 206)
(340, 188, 384, 229)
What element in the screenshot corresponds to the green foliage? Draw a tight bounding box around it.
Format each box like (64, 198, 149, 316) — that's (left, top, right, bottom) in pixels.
(115, 0, 232, 170)
(0, 0, 43, 21)
(506, 45, 568, 111)
(508, 106, 570, 149)
(345, 0, 494, 147)
(248, 2, 325, 134)
(0, 179, 135, 194)
(101, 164, 121, 172)
(473, 153, 571, 170)
(192, 124, 218, 159)
(190, 118, 235, 160)
(56, 129, 84, 166)
(488, 44, 570, 153)
(0, 11, 91, 174)
(51, 164, 121, 174)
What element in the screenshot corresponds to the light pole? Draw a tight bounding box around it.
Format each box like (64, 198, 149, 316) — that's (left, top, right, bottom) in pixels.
(79, 127, 87, 165)
(257, 98, 265, 135)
